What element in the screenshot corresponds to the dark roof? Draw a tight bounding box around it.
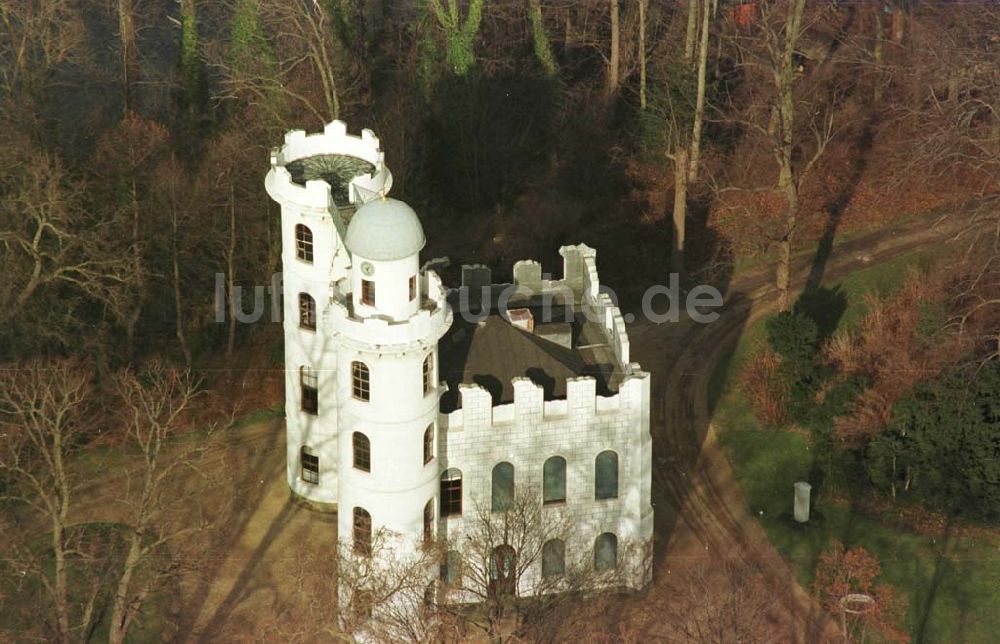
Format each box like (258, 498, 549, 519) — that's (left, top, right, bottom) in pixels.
(438, 302, 621, 413)
(284, 154, 374, 205)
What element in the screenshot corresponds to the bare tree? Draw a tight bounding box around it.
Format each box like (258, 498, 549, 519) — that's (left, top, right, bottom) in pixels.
(0, 134, 129, 353)
(725, 0, 837, 310)
(106, 361, 218, 644)
(660, 558, 779, 643)
(217, 0, 358, 125)
(437, 488, 622, 642)
(0, 360, 100, 643)
(0, 0, 84, 106)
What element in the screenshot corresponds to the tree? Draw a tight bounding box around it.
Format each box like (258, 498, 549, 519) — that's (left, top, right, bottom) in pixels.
(0, 1, 84, 116)
(0, 361, 100, 643)
(660, 558, 778, 643)
(812, 540, 909, 643)
(438, 488, 618, 641)
(219, 0, 358, 126)
(107, 362, 219, 644)
(0, 133, 128, 357)
(528, 0, 558, 78)
(428, 0, 485, 77)
(867, 361, 1000, 520)
(92, 113, 170, 361)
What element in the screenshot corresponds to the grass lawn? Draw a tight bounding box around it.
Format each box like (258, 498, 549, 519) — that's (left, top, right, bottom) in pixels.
(713, 250, 1000, 643)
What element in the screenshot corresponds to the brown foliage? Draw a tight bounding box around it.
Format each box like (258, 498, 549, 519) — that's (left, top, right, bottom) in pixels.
(812, 540, 910, 644)
(824, 269, 962, 449)
(740, 346, 790, 429)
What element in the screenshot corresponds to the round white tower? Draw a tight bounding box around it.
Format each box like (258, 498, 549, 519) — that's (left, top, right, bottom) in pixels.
(332, 198, 452, 556)
(264, 121, 393, 507)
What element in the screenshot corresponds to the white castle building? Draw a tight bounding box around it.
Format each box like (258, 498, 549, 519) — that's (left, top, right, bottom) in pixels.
(265, 121, 653, 615)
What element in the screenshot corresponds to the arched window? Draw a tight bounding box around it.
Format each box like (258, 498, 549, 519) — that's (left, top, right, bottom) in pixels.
(409, 275, 417, 301)
(489, 545, 517, 597)
(423, 424, 434, 465)
(353, 507, 372, 556)
(300, 366, 318, 415)
(422, 354, 434, 396)
(440, 469, 462, 517)
(351, 361, 370, 401)
(543, 456, 566, 505)
(595, 451, 619, 500)
(491, 462, 515, 512)
(295, 224, 313, 263)
(594, 533, 617, 572)
(423, 499, 434, 544)
(298, 292, 316, 331)
(352, 432, 370, 472)
(542, 539, 565, 578)
(300, 446, 319, 484)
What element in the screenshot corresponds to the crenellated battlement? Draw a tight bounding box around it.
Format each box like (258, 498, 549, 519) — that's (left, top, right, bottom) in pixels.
(326, 270, 451, 349)
(444, 370, 648, 431)
(458, 244, 632, 368)
(265, 120, 393, 214)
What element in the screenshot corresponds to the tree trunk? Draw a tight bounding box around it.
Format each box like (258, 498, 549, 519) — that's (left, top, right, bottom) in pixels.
(873, 6, 884, 107)
(638, 0, 647, 110)
(606, 0, 620, 103)
(774, 0, 805, 313)
(684, 0, 698, 63)
(672, 148, 689, 278)
(126, 176, 143, 360)
(688, 0, 711, 182)
(528, 0, 557, 77)
(108, 535, 142, 644)
(226, 184, 237, 357)
(117, 0, 138, 110)
(171, 197, 192, 369)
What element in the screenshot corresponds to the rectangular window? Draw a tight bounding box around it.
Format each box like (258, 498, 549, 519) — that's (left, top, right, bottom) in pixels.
(301, 447, 319, 484)
(409, 275, 417, 301)
(295, 225, 314, 263)
(440, 474, 462, 517)
(422, 355, 433, 396)
(301, 367, 318, 415)
(361, 279, 375, 306)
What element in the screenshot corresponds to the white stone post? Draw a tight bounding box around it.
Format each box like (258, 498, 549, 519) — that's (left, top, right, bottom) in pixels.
(794, 481, 812, 523)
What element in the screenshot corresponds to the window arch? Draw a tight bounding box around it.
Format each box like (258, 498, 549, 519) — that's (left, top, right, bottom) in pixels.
(300, 446, 319, 484)
(595, 451, 619, 500)
(543, 456, 566, 504)
(298, 292, 316, 330)
(423, 424, 434, 465)
(423, 499, 434, 544)
(353, 507, 372, 556)
(422, 354, 434, 396)
(295, 224, 313, 263)
(542, 539, 565, 578)
(352, 432, 370, 472)
(440, 469, 462, 517)
(351, 361, 370, 401)
(300, 366, 318, 415)
(491, 462, 515, 512)
(594, 533, 617, 572)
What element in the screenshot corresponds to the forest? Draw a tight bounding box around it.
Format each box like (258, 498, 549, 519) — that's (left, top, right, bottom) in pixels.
(1, 0, 999, 642)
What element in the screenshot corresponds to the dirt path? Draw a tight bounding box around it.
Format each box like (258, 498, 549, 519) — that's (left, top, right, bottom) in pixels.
(626, 207, 977, 641)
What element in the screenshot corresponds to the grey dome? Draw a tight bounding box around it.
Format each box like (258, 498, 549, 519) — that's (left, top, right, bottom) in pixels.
(344, 198, 426, 261)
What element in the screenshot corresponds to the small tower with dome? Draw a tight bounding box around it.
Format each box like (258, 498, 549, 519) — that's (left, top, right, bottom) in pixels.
(266, 122, 452, 602)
